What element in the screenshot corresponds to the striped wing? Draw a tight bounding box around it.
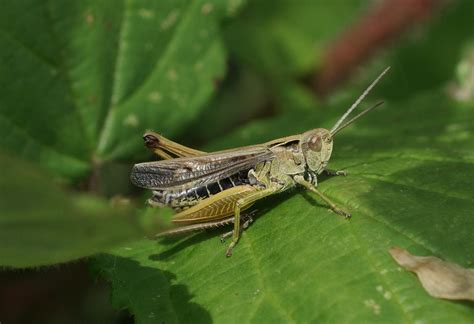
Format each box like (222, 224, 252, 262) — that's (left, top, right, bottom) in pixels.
(130, 146, 274, 190)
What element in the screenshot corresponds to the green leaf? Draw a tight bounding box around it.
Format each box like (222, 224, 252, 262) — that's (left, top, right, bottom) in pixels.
(0, 152, 144, 268)
(94, 91, 474, 322)
(0, 0, 240, 180)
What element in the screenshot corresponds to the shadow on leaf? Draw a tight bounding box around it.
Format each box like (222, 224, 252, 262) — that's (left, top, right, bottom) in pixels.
(94, 255, 212, 323)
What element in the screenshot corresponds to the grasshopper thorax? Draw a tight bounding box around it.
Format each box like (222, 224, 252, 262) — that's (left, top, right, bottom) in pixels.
(300, 128, 333, 174)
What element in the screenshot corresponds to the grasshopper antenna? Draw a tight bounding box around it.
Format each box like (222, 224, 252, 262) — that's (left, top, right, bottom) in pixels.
(331, 101, 384, 136)
(330, 66, 390, 135)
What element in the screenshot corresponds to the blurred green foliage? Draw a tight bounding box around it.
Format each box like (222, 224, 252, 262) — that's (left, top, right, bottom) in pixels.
(1, 0, 474, 322)
(225, 0, 367, 78)
(0, 153, 143, 267)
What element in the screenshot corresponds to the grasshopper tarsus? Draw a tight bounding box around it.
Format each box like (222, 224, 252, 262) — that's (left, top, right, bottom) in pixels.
(339, 210, 352, 219)
(336, 170, 347, 177)
(220, 232, 231, 243)
(333, 207, 352, 219)
(226, 242, 236, 257)
(325, 169, 347, 177)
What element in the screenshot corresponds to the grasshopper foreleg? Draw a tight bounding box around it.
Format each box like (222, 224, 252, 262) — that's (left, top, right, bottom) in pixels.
(294, 175, 351, 219)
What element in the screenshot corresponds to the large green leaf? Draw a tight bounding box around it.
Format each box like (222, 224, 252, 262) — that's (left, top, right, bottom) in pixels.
(0, 153, 145, 268)
(94, 90, 474, 322)
(0, 0, 240, 180)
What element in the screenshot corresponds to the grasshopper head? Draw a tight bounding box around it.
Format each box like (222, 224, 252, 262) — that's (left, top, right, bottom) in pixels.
(300, 128, 333, 174)
(299, 68, 391, 175)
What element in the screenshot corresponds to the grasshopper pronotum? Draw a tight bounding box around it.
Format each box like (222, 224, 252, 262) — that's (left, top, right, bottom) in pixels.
(131, 67, 390, 256)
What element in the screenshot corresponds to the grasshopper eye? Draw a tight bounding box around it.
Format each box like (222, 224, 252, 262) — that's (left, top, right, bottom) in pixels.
(308, 135, 322, 152)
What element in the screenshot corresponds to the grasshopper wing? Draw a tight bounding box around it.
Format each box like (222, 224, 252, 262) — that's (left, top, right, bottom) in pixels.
(130, 145, 275, 190)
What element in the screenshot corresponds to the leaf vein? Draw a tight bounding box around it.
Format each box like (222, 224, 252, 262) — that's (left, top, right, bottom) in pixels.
(43, 0, 92, 149)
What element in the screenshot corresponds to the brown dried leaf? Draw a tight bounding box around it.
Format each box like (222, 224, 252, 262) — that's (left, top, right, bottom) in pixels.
(389, 247, 474, 301)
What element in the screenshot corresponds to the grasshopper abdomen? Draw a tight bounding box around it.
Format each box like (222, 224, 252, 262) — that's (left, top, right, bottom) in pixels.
(149, 170, 252, 210)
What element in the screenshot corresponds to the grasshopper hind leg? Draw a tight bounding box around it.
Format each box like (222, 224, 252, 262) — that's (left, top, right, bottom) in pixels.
(225, 187, 278, 257)
(156, 216, 236, 237)
(143, 131, 206, 159)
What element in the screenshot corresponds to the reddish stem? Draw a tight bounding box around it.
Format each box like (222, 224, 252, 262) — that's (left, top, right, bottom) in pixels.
(313, 0, 445, 96)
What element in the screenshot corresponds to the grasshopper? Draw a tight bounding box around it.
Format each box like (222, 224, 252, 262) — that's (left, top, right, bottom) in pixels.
(131, 67, 389, 256)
